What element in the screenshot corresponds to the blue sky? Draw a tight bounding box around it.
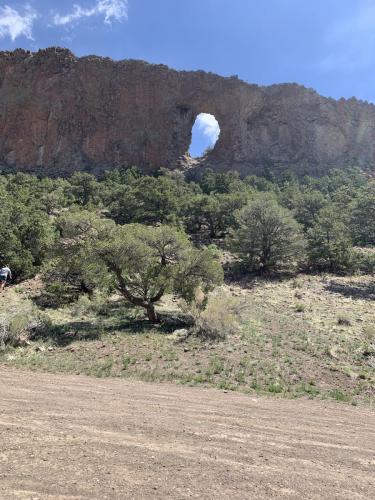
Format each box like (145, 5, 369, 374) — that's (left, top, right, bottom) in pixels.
(1, 0, 375, 156)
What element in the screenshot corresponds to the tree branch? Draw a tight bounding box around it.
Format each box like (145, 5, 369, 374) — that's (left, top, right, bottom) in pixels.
(107, 261, 148, 308)
(150, 287, 165, 303)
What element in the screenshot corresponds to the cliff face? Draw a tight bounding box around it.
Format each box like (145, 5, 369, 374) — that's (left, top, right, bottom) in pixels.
(1, 47, 375, 177)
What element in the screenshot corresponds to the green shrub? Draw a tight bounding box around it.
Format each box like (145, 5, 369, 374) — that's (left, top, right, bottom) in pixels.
(354, 249, 375, 275)
(228, 195, 306, 273)
(307, 205, 355, 273)
(49, 214, 223, 323)
(267, 381, 284, 393)
(294, 303, 305, 313)
(122, 356, 136, 370)
(349, 181, 375, 246)
(206, 356, 226, 375)
(327, 389, 351, 402)
(0, 310, 51, 348)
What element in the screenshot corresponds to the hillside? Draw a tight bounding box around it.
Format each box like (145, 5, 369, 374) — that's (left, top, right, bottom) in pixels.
(0, 167, 374, 403)
(1, 272, 374, 404)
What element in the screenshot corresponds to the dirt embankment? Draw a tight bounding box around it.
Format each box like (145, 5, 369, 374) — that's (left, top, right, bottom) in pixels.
(0, 368, 374, 499)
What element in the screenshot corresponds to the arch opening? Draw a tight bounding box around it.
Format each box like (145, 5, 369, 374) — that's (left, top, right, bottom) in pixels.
(188, 113, 220, 158)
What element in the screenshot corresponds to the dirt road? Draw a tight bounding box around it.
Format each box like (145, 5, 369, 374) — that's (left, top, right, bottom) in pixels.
(0, 368, 374, 499)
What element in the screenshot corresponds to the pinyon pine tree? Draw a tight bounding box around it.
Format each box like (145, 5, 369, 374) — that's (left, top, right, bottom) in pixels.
(53, 211, 223, 323)
(228, 195, 306, 273)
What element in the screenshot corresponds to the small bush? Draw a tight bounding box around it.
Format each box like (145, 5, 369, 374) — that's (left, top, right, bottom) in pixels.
(327, 389, 351, 402)
(162, 349, 179, 361)
(0, 317, 18, 347)
(71, 294, 93, 317)
(0, 310, 50, 348)
(363, 325, 375, 342)
(294, 303, 305, 313)
(181, 290, 241, 341)
(291, 278, 304, 289)
(68, 292, 113, 318)
(354, 250, 375, 275)
(297, 383, 320, 397)
(37, 282, 76, 308)
(92, 357, 114, 378)
(206, 356, 226, 375)
(337, 315, 351, 326)
(122, 355, 136, 370)
(267, 381, 284, 393)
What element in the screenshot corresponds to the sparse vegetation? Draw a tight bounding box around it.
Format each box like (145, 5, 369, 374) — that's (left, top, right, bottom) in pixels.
(0, 167, 373, 404)
(0, 273, 373, 404)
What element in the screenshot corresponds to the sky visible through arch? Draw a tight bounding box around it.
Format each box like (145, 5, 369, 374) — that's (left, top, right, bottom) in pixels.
(1, 1, 375, 150)
(189, 114, 220, 158)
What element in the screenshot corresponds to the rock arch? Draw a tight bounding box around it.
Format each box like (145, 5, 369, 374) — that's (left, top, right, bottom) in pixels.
(1, 48, 375, 177)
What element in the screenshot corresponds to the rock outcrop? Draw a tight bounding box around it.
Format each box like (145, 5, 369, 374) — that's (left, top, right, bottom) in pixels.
(1, 47, 375, 177)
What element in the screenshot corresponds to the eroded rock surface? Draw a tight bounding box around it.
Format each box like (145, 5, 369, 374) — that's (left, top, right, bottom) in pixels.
(1, 47, 375, 177)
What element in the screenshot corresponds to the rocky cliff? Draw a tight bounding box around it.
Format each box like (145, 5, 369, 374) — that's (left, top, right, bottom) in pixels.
(1, 47, 375, 177)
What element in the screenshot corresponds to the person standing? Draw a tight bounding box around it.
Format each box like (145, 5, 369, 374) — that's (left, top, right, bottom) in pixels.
(0, 265, 12, 292)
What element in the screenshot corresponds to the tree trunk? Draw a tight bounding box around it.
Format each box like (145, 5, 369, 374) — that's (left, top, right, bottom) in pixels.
(146, 302, 158, 324)
(108, 264, 162, 324)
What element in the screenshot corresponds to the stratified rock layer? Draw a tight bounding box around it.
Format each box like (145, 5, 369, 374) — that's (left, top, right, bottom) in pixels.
(1, 47, 375, 177)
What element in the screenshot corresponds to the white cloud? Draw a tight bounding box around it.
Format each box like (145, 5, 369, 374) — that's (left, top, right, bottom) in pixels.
(319, 1, 375, 71)
(54, 0, 128, 26)
(97, 0, 128, 23)
(0, 4, 37, 41)
(196, 113, 220, 145)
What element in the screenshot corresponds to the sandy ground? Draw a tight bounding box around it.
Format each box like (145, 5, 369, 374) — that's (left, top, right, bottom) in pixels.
(0, 368, 374, 499)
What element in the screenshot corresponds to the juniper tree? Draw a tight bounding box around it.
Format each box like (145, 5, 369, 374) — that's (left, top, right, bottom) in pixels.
(53, 212, 223, 323)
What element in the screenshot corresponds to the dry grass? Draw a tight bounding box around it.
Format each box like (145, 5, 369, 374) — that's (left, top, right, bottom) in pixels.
(0, 286, 38, 346)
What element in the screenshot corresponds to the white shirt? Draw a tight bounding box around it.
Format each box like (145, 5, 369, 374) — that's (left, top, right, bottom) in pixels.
(0, 267, 11, 278)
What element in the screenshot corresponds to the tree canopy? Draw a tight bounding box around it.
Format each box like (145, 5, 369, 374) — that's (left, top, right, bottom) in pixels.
(52, 212, 223, 322)
(227, 195, 306, 273)
(0, 165, 372, 286)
